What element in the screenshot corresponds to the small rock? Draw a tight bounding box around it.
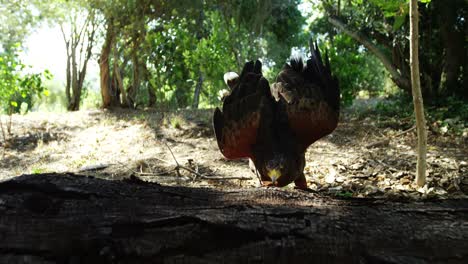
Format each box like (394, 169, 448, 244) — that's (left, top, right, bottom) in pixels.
(325, 168, 337, 184)
(350, 163, 364, 170)
(328, 186, 343, 193)
(335, 176, 345, 183)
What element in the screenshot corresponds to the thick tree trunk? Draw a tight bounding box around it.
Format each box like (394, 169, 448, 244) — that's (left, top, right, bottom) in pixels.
(410, 0, 427, 186)
(0, 173, 467, 263)
(437, 1, 465, 97)
(99, 19, 119, 109)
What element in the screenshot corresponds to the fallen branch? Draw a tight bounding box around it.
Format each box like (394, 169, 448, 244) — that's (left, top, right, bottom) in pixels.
(1, 173, 467, 262)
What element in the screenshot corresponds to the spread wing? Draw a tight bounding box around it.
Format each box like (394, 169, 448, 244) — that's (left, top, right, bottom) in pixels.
(213, 60, 273, 159)
(271, 41, 340, 152)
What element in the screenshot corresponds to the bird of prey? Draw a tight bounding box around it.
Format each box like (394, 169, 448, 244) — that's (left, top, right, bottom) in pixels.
(213, 41, 340, 189)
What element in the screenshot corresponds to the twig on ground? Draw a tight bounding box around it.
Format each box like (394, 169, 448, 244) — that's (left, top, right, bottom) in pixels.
(77, 164, 110, 172)
(164, 141, 183, 178)
(115, 161, 141, 176)
(162, 140, 250, 181)
(163, 140, 207, 180)
(366, 126, 416, 149)
(200, 175, 251, 180)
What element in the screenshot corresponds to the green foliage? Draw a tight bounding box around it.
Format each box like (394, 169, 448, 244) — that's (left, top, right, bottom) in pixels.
(141, 1, 305, 109)
(335, 191, 354, 198)
(375, 94, 467, 135)
(309, 15, 387, 107)
(31, 167, 46, 174)
(428, 97, 468, 123)
(329, 36, 386, 106)
(318, 0, 465, 101)
(375, 93, 414, 118)
(0, 45, 52, 114)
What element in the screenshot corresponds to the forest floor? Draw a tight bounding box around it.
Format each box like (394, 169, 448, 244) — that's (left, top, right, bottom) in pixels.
(1, 100, 467, 200)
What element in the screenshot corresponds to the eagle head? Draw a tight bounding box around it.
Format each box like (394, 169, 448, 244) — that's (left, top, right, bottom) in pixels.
(264, 153, 301, 187)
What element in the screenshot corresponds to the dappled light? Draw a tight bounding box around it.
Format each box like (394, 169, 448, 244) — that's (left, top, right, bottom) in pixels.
(0, 0, 467, 261)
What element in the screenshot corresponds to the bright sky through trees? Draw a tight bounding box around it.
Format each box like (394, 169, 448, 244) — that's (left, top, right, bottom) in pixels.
(21, 25, 100, 91)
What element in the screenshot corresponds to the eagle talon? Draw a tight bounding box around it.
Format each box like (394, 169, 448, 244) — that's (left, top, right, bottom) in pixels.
(294, 175, 308, 190)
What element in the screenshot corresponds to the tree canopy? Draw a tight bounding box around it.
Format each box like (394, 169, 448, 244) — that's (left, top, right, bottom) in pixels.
(0, 0, 466, 112)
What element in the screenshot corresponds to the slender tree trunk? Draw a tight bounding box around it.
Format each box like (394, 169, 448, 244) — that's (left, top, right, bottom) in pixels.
(63, 38, 71, 105)
(410, 0, 427, 187)
(192, 70, 203, 109)
(143, 63, 156, 107)
(61, 12, 97, 112)
(74, 17, 97, 111)
(61, 25, 74, 110)
(127, 50, 140, 108)
(112, 47, 126, 106)
(69, 37, 80, 111)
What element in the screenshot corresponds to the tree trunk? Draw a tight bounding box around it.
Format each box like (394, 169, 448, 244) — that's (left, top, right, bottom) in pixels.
(63, 36, 71, 105)
(437, 1, 465, 97)
(327, 16, 411, 93)
(0, 173, 467, 263)
(192, 70, 203, 109)
(127, 50, 140, 109)
(113, 46, 126, 107)
(143, 63, 156, 107)
(99, 18, 119, 109)
(68, 41, 80, 111)
(61, 12, 97, 112)
(410, 0, 427, 187)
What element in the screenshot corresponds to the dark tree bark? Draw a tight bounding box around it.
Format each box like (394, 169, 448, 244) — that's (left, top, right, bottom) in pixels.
(99, 18, 120, 109)
(1, 173, 467, 263)
(436, 0, 466, 97)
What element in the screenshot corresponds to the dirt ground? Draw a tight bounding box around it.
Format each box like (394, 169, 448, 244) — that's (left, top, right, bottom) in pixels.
(1, 104, 467, 200)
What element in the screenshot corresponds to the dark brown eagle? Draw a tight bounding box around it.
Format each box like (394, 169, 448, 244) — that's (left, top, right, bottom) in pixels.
(213, 41, 340, 189)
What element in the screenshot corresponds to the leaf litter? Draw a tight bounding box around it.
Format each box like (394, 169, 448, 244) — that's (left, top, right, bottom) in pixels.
(1, 106, 466, 200)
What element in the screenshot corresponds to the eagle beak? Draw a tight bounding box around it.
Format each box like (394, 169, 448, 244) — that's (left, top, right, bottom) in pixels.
(268, 169, 281, 185)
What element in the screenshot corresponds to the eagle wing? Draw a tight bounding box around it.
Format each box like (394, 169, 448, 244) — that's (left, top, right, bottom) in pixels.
(213, 60, 273, 159)
(271, 41, 340, 152)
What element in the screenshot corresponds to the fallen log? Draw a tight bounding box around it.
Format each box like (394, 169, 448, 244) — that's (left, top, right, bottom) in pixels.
(0, 173, 467, 263)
